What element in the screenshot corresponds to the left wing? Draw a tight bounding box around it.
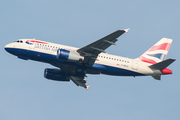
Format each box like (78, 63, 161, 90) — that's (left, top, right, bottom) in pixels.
(63, 29, 129, 89)
(77, 29, 129, 66)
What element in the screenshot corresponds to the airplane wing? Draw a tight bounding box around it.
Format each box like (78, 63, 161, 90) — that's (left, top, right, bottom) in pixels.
(77, 29, 129, 66)
(70, 76, 89, 90)
(53, 66, 89, 89)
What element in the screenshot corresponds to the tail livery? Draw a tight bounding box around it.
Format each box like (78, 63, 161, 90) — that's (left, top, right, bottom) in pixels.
(139, 38, 175, 80)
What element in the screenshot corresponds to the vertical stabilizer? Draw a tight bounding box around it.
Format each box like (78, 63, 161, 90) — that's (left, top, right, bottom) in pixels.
(139, 38, 172, 64)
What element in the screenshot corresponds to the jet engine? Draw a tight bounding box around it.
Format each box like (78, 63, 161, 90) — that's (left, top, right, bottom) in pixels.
(57, 49, 84, 62)
(44, 68, 70, 81)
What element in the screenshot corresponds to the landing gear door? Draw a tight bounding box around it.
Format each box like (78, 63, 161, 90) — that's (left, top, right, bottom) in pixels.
(132, 60, 138, 70)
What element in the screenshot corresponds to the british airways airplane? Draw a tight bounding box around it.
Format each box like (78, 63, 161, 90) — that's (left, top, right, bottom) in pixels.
(4, 29, 175, 90)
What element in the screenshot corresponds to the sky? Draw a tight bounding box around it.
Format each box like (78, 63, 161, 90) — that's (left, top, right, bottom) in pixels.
(1, 0, 180, 120)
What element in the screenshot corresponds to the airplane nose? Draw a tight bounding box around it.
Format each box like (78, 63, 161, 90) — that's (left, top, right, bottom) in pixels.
(4, 43, 13, 53)
(4, 44, 9, 52)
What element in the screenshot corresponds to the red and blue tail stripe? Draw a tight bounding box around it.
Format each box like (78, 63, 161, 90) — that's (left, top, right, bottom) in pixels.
(148, 43, 171, 52)
(138, 38, 172, 65)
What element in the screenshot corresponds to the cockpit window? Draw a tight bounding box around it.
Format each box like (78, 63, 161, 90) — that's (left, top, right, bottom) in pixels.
(15, 40, 23, 43)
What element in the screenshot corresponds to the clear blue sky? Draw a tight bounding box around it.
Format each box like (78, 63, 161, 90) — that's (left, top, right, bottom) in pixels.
(1, 0, 179, 120)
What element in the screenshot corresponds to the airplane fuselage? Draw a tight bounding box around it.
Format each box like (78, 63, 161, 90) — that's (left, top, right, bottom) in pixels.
(5, 39, 159, 77)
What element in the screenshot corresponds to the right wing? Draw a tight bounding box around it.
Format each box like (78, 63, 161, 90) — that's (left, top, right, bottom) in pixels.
(70, 76, 89, 90)
(77, 29, 129, 66)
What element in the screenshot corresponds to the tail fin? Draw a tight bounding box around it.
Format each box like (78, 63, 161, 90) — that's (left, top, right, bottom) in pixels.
(139, 38, 172, 64)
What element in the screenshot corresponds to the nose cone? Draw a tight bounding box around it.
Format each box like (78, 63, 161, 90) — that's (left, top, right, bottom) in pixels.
(5, 44, 10, 52)
(4, 43, 14, 54)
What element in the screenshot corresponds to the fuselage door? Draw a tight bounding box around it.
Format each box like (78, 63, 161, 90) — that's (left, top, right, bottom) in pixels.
(132, 60, 138, 70)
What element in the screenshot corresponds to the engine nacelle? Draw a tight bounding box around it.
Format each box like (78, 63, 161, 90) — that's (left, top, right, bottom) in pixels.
(44, 68, 70, 81)
(57, 49, 84, 62)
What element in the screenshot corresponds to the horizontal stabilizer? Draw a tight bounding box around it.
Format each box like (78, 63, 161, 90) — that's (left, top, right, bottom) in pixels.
(149, 58, 175, 70)
(152, 75, 161, 80)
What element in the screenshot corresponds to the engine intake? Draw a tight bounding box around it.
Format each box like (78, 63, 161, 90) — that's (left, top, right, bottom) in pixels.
(57, 49, 84, 62)
(44, 68, 70, 81)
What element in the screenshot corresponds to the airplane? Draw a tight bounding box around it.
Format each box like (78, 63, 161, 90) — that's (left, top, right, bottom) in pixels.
(4, 29, 175, 90)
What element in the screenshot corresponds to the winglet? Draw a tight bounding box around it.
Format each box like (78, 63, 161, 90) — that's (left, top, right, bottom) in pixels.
(124, 28, 130, 33)
(86, 84, 89, 90)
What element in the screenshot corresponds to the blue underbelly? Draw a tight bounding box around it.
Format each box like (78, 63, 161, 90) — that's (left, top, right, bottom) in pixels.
(8, 48, 144, 76)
